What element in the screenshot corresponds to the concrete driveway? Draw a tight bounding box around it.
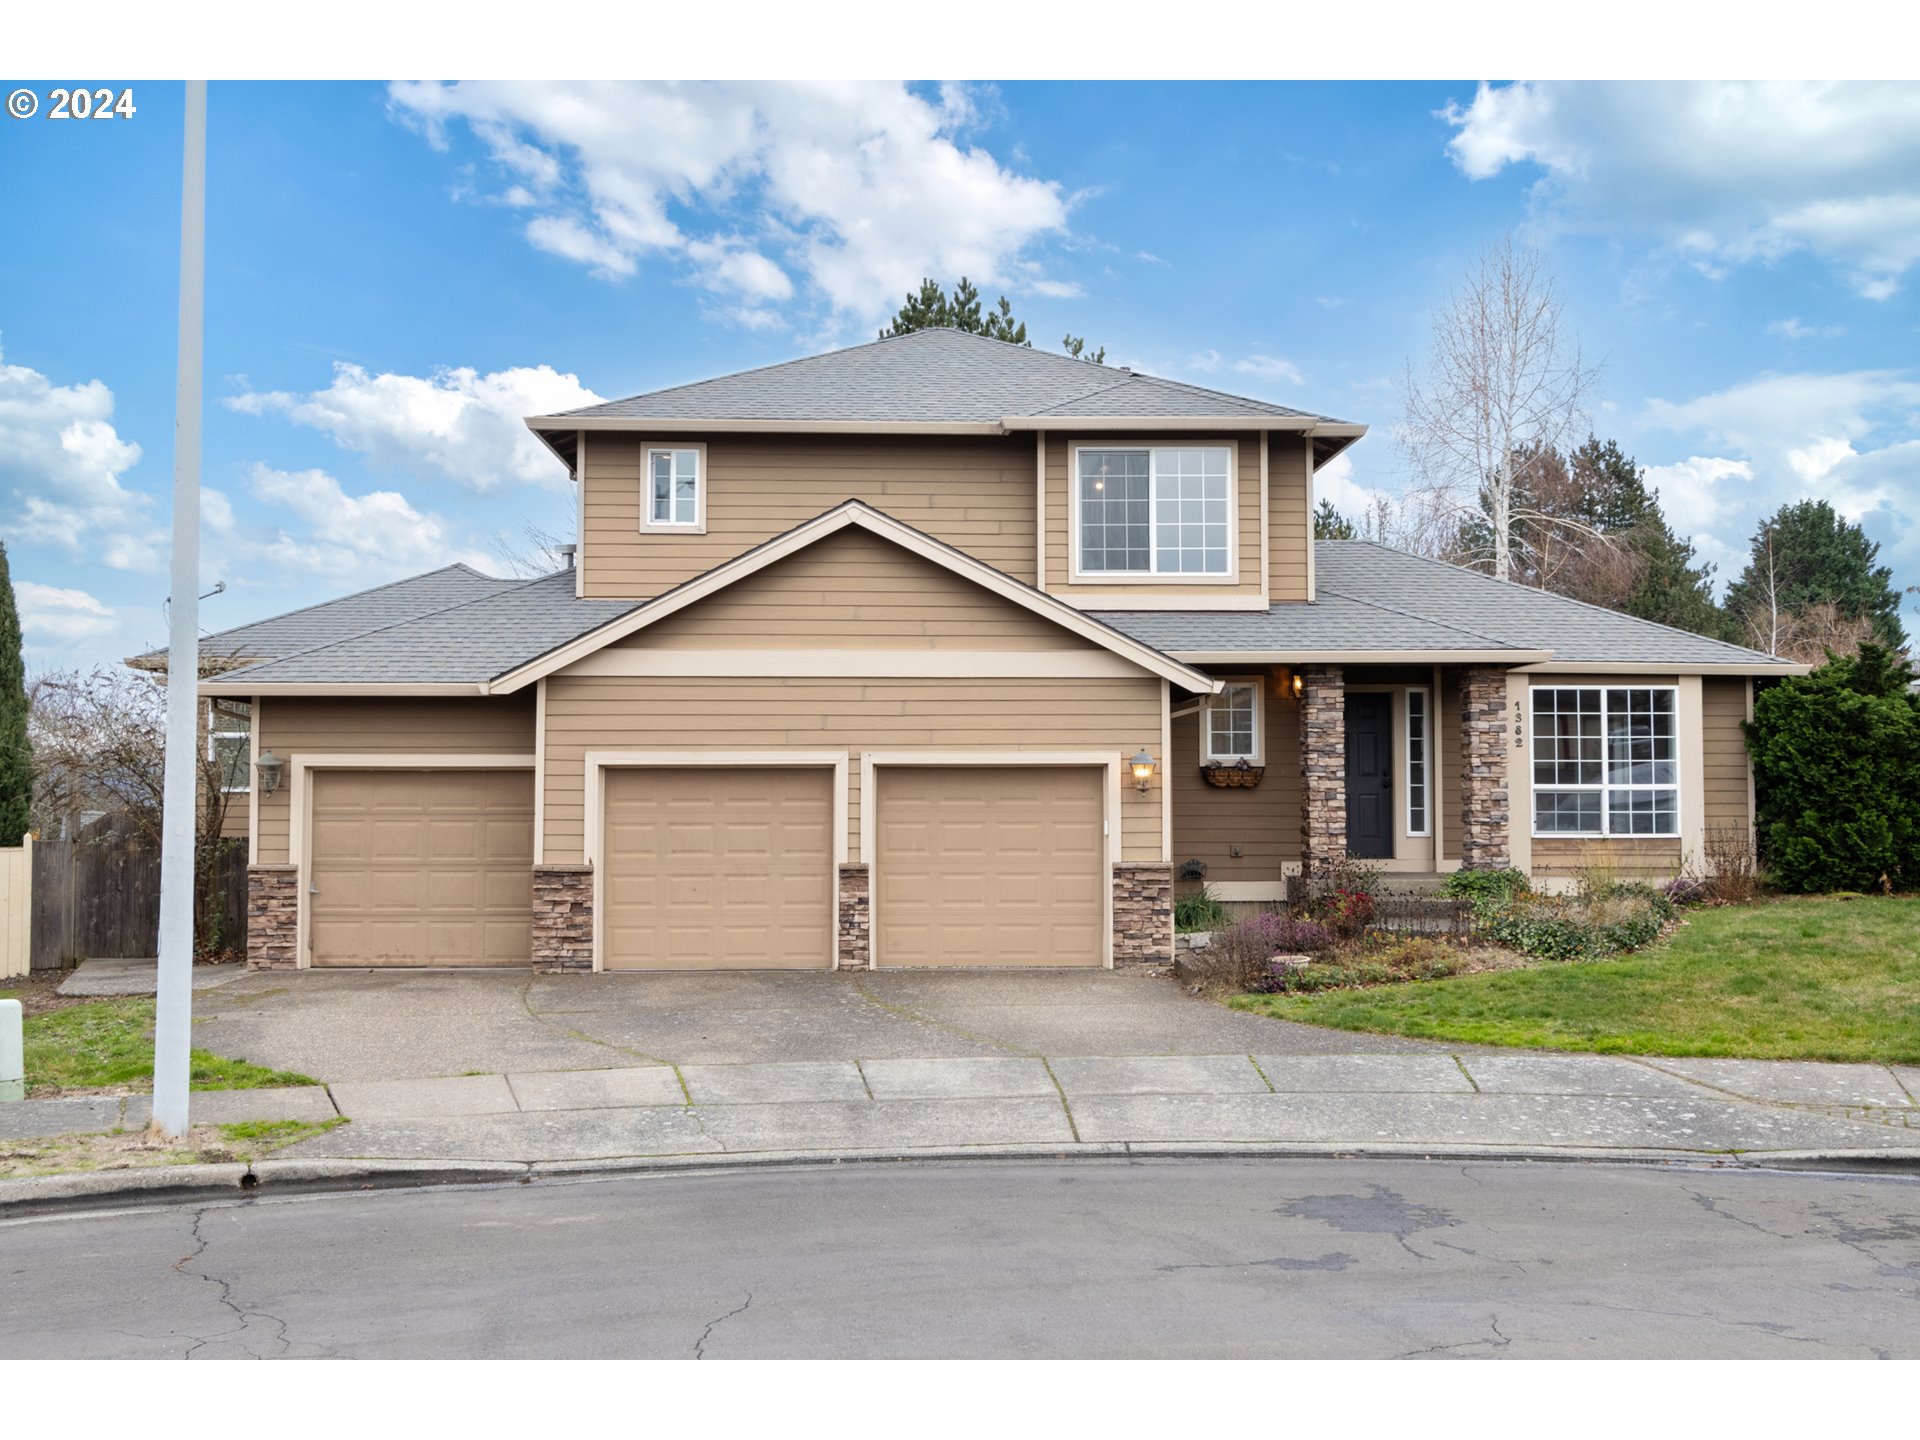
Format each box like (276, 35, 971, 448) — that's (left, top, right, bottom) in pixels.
(191, 967, 1441, 1084)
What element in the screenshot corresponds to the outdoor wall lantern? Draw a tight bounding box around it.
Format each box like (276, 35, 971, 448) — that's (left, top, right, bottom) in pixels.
(254, 749, 285, 797)
(1290, 671, 1305, 701)
(1130, 748, 1157, 792)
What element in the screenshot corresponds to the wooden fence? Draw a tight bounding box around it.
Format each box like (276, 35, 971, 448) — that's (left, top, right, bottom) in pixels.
(0, 836, 29, 978)
(27, 839, 248, 971)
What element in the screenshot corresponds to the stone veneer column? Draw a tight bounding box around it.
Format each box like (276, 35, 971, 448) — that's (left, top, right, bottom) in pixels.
(1298, 664, 1347, 878)
(1459, 666, 1512, 869)
(532, 864, 594, 972)
(1112, 862, 1173, 967)
(836, 864, 871, 970)
(246, 864, 299, 970)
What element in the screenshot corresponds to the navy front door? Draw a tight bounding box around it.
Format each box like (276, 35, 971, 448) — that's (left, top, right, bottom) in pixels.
(1345, 694, 1393, 859)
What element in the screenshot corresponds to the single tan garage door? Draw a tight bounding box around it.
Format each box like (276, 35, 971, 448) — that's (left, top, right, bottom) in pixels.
(601, 767, 834, 970)
(309, 768, 534, 967)
(874, 765, 1105, 968)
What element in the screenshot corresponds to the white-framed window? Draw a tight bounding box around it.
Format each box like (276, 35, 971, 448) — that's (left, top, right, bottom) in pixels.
(1405, 686, 1430, 836)
(1074, 445, 1233, 577)
(207, 699, 251, 794)
(643, 445, 705, 531)
(1531, 686, 1680, 837)
(1202, 678, 1263, 764)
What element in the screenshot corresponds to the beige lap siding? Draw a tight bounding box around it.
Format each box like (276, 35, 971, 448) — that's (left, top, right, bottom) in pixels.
(541, 676, 1166, 865)
(1702, 677, 1753, 838)
(582, 433, 1038, 599)
(1265, 436, 1311, 603)
(616, 528, 1097, 652)
(1042, 431, 1269, 604)
(253, 696, 538, 865)
(1170, 674, 1303, 884)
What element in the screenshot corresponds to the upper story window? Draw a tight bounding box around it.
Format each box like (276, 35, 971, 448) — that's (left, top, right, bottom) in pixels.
(1203, 679, 1263, 763)
(1075, 445, 1232, 577)
(1532, 686, 1679, 837)
(644, 445, 705, 532)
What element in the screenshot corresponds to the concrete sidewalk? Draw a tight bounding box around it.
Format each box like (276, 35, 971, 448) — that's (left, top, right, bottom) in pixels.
(280, 1050, 1920, 1164)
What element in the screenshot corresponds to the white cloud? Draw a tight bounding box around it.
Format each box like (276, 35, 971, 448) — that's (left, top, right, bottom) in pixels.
(1187, 349, 1222, 374)
(1314, 452, 1377, 521)
(0, 339, 154, 565)
(1767, 317, 1844, 341)
(1643, 370, 1920, 454)
(247, 465, 491, 581)
(387, 81, 1073, 320)
(1642, 455, 1754, 538)
(1442, 81, 1920, 297)
(1233, 355, 1305, 386)
(227, 362, 600, 492)
(15, 581, 119, 642)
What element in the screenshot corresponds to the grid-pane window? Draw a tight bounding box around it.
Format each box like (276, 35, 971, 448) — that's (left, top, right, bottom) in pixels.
(1406, 688, 1429, 835)
(1077, 447, 1229, 575)
(1206, 682, 1259, 761)
(207, 699, 251, 794)
(648, 448, 701, 526)
(1078, 449, 1150, 572)
(1531, 687, 1679, 836)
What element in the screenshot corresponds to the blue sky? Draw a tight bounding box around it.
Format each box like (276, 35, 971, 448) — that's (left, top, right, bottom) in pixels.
(3, 79, 1916, 669)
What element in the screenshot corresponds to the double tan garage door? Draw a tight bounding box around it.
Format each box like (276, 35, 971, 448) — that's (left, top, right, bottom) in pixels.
(596, 763, 1105, 969)
(308, 769, 535, 967)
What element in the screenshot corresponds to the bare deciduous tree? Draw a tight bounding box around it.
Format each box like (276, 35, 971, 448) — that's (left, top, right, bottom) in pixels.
(1401, 237, 1605, 582)
(490, 517, 575, 579)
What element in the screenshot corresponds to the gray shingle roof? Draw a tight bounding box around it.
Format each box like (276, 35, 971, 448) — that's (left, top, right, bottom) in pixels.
(1104, 542, 1797, 668)
(541, 328, 1342, 426)
(130, 564, 517, 670)
(214, 570, 638, 686)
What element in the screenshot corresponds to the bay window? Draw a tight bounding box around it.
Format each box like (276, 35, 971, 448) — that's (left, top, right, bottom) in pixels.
(1076, 445, 1232, 577)
(1531, 686, 1679, 837)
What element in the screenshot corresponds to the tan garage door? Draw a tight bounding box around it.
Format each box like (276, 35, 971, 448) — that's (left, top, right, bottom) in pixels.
(601, 767, 834, 970)
(309, 768, 534, 967)
(874, 765, 1105, 968)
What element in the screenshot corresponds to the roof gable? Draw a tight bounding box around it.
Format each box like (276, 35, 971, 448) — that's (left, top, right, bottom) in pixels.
(490, 501, 1219, 694)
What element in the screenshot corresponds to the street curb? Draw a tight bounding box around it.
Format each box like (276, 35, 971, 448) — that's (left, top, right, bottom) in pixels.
(5, 1142, 1918, 1218)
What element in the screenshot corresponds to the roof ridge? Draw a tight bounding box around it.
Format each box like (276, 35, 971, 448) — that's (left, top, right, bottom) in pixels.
(1314, 582, 1526, 650)
(1121, 370, 1317, 418)
(138, 563, 502, 661)
(216, 567, 576, 680)
(1330, 540, 1783, 664)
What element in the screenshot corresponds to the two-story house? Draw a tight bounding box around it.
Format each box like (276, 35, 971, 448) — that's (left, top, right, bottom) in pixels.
(183, 329, 1800, 973)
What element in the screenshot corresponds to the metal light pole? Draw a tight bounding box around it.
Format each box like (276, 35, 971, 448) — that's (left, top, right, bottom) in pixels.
(151, 80, 207, 1140)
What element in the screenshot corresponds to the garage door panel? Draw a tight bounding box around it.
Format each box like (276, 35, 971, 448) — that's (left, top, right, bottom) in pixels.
(310, 769, 534, 967)
(876, 765, 1105, 968)
(602, 767, 833, 970)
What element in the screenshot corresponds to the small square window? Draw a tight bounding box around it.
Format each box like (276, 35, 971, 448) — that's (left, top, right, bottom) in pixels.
(644, 447, 704, 531)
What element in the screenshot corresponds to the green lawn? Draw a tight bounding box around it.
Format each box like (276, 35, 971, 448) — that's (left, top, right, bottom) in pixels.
(1231, 896, 1920, 1064)
(22, 997, 318, 1095)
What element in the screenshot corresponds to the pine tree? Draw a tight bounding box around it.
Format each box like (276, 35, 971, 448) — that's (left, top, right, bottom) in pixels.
(1726, 500, 1907, 653)
(880, 279, 1076, 356)
(0, 541, 31, 846)
(1313, 498, 1358, 540)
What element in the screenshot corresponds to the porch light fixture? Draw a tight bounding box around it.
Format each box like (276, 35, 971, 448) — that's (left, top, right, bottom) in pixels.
(1290, 671, 1304, 700)
(254, 749, 285, 797)
(1130, 748, 1157, 792)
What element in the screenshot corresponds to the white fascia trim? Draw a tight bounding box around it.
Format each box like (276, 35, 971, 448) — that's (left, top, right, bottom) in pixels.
(488, 503, 1220, 696)
(1003, 416, 1313, 432)
(529, 416, 1003, 435)
(558, 649, 1148, 678)
(1510, 660, 1810, 676)
(1169, 649, 1556, 665)
(199, 682, 489, 698)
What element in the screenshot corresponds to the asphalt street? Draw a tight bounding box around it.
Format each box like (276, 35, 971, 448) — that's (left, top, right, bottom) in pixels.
(5, 1157, 1918, 1358)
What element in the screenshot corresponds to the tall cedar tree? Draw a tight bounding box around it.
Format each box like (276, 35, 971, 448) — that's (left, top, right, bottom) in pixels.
(881, 279, 1103, 362)
(0, 541, 30, 845)
(1725, 499, 1908, 653)
(1313, 498, 1358, 540)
